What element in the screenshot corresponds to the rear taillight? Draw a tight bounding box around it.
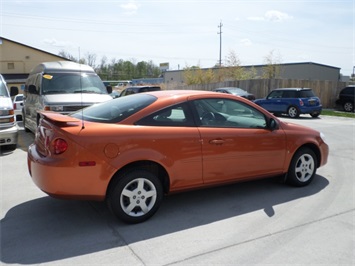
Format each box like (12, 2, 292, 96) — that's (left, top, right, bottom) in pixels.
(52, 138, 68, 154)
(13, 103, 17, 109)
(299, 99, 304, 106)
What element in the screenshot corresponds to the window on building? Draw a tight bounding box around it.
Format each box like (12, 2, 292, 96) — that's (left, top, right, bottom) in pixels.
(7, 63, 14, 69)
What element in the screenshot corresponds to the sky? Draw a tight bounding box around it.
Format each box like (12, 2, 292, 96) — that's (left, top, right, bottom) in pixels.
(0, 0, 354, 76)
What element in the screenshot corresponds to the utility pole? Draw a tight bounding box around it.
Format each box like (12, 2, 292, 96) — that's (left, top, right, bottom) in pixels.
(217, 21, 223, 67)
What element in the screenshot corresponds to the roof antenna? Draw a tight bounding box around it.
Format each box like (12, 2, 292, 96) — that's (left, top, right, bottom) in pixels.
(79, 47, 85, 130)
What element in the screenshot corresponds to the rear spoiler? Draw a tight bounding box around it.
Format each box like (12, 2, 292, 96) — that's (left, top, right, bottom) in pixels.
(39, 111, 81, 128)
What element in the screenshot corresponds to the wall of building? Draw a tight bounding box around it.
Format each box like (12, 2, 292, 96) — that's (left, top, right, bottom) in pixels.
(0, 37, 71, 92)
(163, 62, 341, 85)
(0, 39, 67, 75)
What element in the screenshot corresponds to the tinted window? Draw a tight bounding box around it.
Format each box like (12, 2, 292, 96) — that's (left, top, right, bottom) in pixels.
(15, 95, 23, 101)
(193, 98, 267, 129)
(71, 94, 157, 123)
(342, 87, 355, 95)
(299, 90, 315, 98)
(283, 90, 297, 98)
(42, 73, 107, 95)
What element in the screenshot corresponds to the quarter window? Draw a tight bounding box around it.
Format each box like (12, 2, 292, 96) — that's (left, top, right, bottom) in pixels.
(137, 103, 195, 127)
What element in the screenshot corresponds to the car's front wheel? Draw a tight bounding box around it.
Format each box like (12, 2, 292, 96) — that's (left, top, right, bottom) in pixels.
(286, 147, 317, 187)
(343, 101, 354, 112)
(107, 170, 163, 224)
(287, 106, 300, 118)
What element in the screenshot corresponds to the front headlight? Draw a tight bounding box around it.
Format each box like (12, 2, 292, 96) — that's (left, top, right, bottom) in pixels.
(320, 132, 327, 143)
(51, 106, 64, 112)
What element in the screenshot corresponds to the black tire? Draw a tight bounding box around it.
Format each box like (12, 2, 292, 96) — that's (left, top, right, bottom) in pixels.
(310, 112, 320, 118)
(107, 170, 163, 224)
(343, 102, 354, 112)
(287, 106, 300, 118)
(286, 147, 317, 187)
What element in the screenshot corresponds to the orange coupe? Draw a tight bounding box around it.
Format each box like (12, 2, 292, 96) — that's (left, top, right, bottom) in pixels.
(28, 90, 329, 223)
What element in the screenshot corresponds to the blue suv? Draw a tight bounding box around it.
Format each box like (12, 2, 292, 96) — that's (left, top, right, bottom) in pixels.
(254, 88, 322, 118)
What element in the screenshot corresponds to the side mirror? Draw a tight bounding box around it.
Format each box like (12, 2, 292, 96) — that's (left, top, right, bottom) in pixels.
(106, 85, 112, 94)
(269, 118, 279, 131)
(28, 85, 37, 94)
(10, 86, 19, 97)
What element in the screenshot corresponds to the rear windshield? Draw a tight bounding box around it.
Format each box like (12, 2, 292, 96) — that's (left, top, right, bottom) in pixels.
(42, 73, 107, 95)
(71, 94, 157, 123)
(15, 95, 23, 101)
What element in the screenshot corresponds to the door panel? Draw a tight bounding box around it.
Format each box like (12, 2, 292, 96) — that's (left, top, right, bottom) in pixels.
(199, 127, 286, 183)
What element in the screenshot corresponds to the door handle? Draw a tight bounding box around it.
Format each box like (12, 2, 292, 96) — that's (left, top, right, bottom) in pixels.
(209, 139, 225, 145)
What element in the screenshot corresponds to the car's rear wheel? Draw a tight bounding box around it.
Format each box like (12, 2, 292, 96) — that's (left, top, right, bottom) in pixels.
(107, 170, 163, 224)
(310, 112, 320, 118)
(287, 106, 300, 118)
(343, 102, 354, 112)
(286, 147, 317, 187)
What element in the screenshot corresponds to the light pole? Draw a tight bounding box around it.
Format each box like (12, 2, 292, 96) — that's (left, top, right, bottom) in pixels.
(217, 21, 223, 67)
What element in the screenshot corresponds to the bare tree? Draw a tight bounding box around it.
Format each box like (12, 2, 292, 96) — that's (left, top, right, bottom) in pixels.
(262, 50, 283, 79)
(85, 52, 97, 68)
(58, 50, 77, 62)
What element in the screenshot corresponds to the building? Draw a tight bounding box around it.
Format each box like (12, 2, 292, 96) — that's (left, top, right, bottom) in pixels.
(0, 36, 70, 91)
(163, 62, 341, 85)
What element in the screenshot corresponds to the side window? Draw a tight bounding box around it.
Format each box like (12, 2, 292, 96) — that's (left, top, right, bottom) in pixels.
(35, 74, 41, 94)
(268, 90, 283, 99)
(344, 87, 354, 95)
(283, 90, 297, 98)
(25, 75, 40, 95)
(136, 103, 194, 127)
(193, 98, 267, 129)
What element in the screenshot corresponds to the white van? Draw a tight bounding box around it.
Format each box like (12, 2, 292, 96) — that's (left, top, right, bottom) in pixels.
(23, 61, 112, 133)
(0, 74, 18, 150)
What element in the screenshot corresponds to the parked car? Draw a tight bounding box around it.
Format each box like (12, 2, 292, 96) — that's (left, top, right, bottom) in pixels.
(335, 85, 354, 112)
(28, 90, 329, 224)
(23, 61, 112, 133)
(213, 87, 255, 101)
(0, 74, 18, 150)
(13, 93, 24, 121)
(119, 86, 161, 97)
(254, 88, 322, 118)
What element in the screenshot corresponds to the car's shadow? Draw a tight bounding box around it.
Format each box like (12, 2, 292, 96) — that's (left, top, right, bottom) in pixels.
(0, 175, 329, 264)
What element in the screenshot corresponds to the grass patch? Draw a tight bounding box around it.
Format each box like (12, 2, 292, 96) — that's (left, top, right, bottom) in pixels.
(321, 109, 355, 118)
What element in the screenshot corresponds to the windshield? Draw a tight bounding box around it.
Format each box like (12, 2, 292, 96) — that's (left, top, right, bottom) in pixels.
(0, 78, 10, 97)
(228, 88, 246, 94)
(42, 73, 107, 95)
(71, 94, 157, 123)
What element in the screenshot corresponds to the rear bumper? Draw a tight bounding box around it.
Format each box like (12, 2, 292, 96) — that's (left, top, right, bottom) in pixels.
(0, 125, 18, 146)
(27, 143, 108, 201)
(299, 105, 322, 114)
(14, 109, 23, 119)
